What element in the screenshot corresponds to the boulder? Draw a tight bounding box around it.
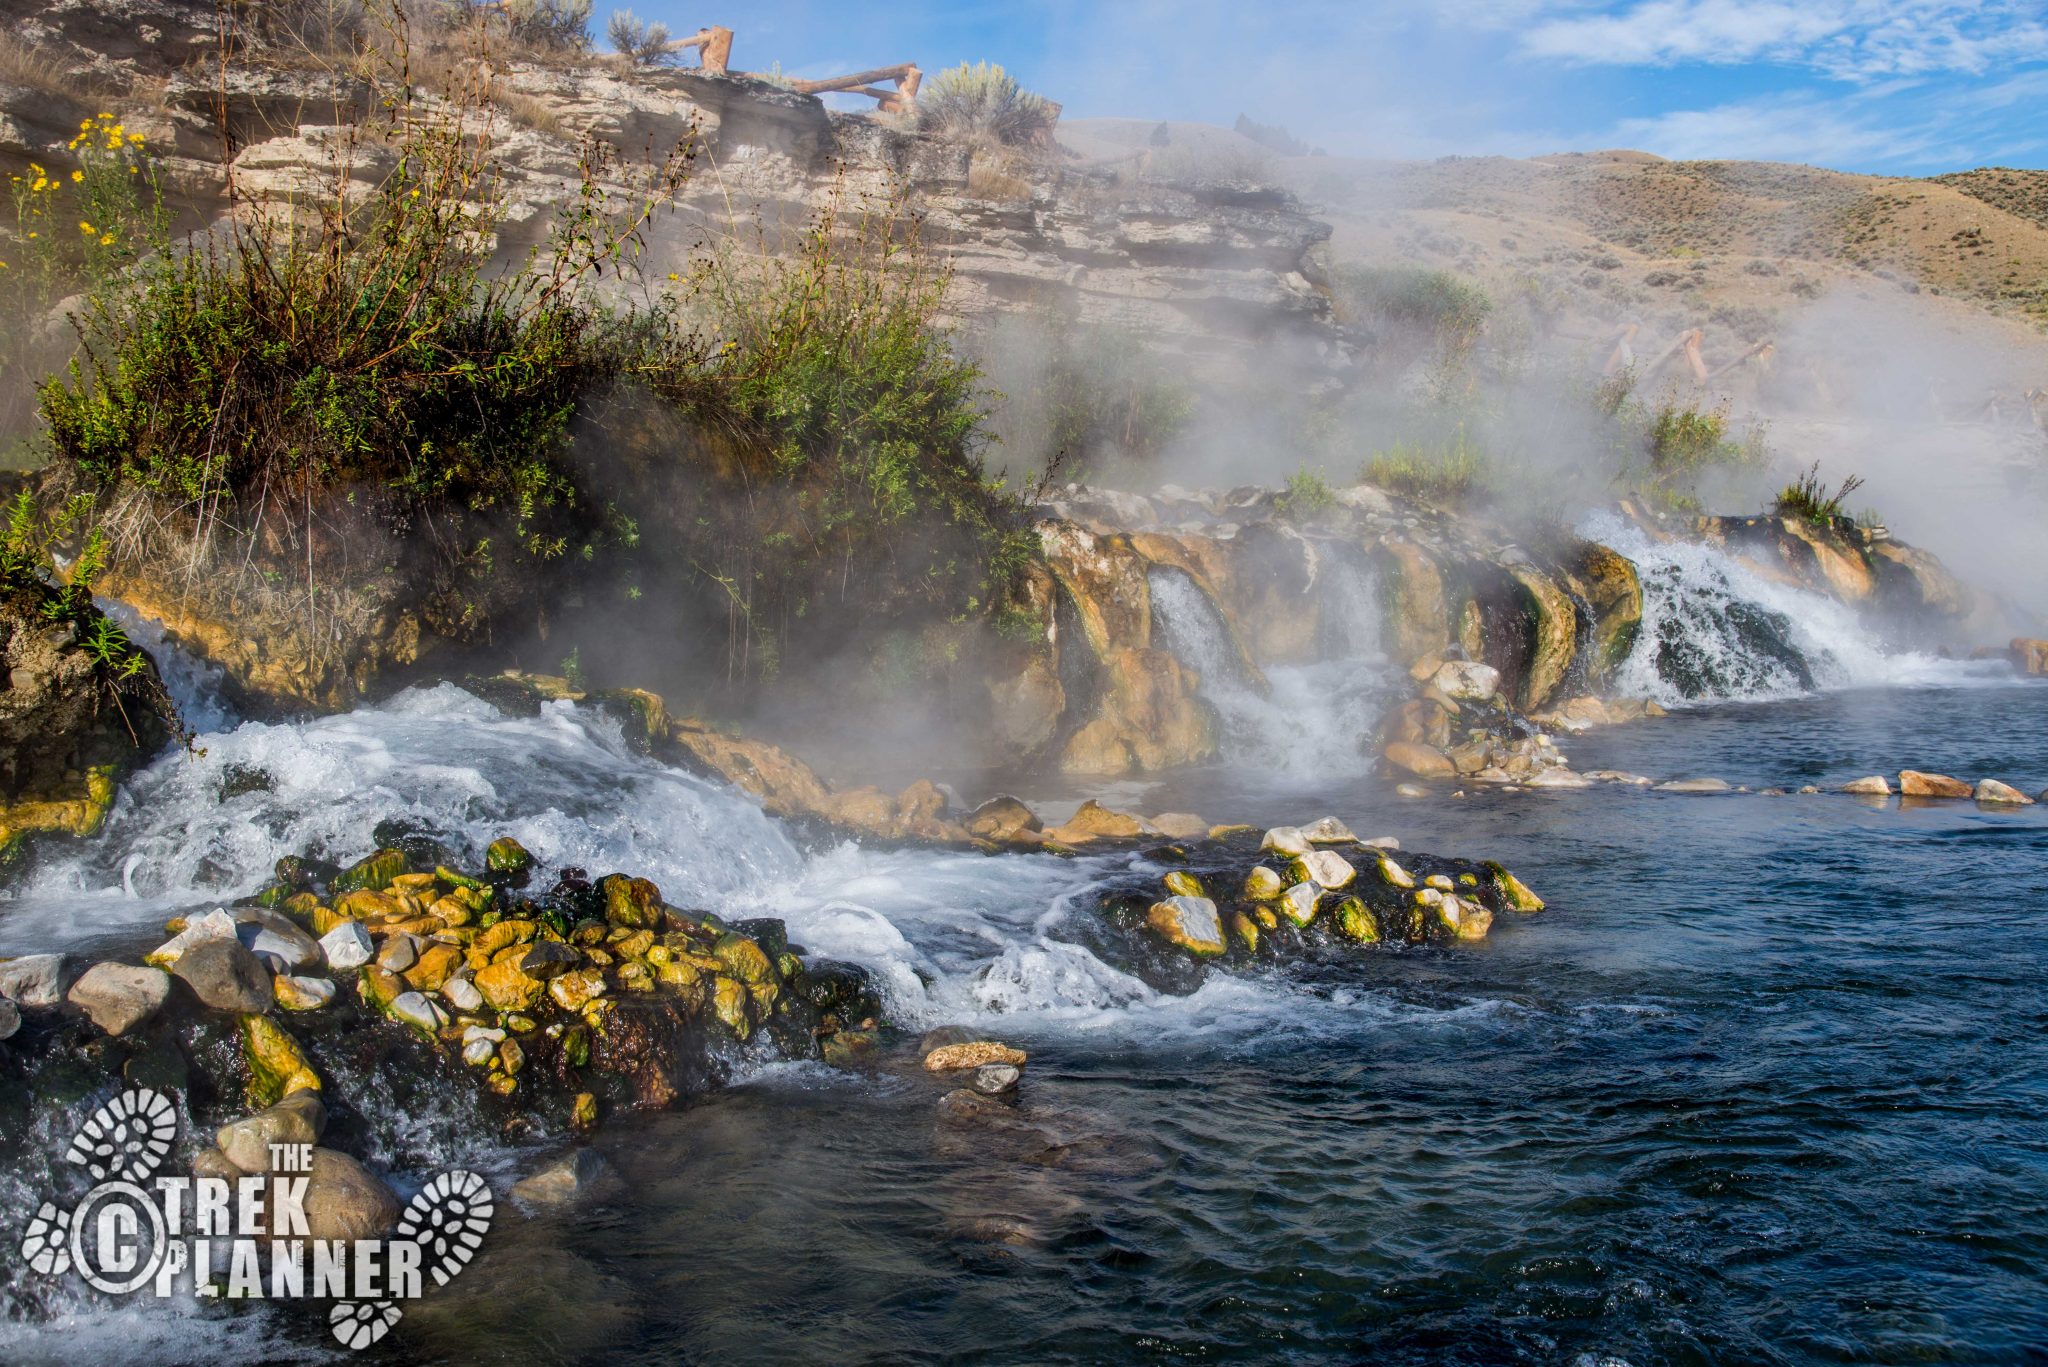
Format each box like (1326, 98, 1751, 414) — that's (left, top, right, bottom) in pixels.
(1840, 775, 1891, 796)
(1384, 742, 1455, 778)
(0, 954, 67, 1009)
(1430, 659, 1501, 702)
(68, 963, 172, 1036)
(965, 795, 1041, 840)
(1045, 800, 1155, 844)
(1150, 812, 1210, 840)
(1974, 779, 2034, 805)
(296, 1149, 401, 1242)
(1259, 826, 1310, 857)
(231, 907, 322, 972)
(172, 938, 273, 1013)
(2010, 637, 2048, 675)
(217, 1090, 328, 1174)
(1899, 770, 1972, 799)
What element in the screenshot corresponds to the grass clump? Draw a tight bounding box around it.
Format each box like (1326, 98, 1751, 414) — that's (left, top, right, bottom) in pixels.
(1360, 430, 1491, 508)
(1772, 462, 1867, 530)
(916, 62, 1057, 146)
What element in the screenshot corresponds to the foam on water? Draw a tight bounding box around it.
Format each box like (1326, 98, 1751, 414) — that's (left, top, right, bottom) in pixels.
(1582, 513, 1999, 705)
(1147, 565, 1395, 777)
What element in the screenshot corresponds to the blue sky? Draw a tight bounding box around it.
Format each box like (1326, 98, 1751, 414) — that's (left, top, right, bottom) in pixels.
(614, 1, 2048, 174)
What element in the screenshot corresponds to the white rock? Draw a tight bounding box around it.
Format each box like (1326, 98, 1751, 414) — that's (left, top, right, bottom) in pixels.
(145, 909, 238, 967)
(1655, 777, 1732, 794)
(1526, 767, 1593, 789)
(461, 1025, 506, 1046)
(442, 976, 483, 1011)
(319, 921, 374, 971)
(273, 974, 336, 1011)
(1362, 836, 1401, 850)
(1974, 779, 2035, 805)
(1430, 659, 1503, 702)
(462, 1038, 497, 1067)
(0, 954, 67, 1009)
(68, 963, 172, 1036)
(1298, 850, 1355, 889)
(1278, 881, 1321, 927)
(1259, 826, 1310, 857)
(387, 992, 441, 1033)
(1300, 816, 1356, 844)
(1375, 854, 1415, 889)
(1395, 783, 1427, 799)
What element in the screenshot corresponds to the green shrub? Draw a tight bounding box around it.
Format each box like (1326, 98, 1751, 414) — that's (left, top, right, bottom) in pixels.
(605, 9, 671, 65)
(1273, 468, 1337, 521)
(39, 77, 683, 565)
(916, 62, 1057, 146)
(995, 324, 1192, 484)
(1332, 264, 1492, 358)
(504, 0, 591, 51)
(624, 191, 1030, 681)
(1640, 401, 1767, 491)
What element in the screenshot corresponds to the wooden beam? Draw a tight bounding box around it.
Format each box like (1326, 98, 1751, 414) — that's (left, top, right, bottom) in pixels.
(788, 64, 917, 95)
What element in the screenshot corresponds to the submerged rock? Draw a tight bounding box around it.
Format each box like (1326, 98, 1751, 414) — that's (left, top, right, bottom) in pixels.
(297, 1148, 401, 1242)
(218, 1090, 327, 1174)
(1841, 775, 1892, 796)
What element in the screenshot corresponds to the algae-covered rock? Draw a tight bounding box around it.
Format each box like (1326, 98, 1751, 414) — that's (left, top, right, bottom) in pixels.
(486, 837, 534, 876)
(1243, 866, 1284, 900)
(475, 958, 544, 1013)
(242, 1014, 321, 1106)
(924, 1041, 1027, 1071)
(1334, 897, 1380, 944)
(333, 848, 409, 894)
(602, 874, 662, 928)
(1484, 862, 1545, 912)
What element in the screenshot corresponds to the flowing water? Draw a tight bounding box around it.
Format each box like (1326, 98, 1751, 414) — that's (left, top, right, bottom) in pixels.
(1, 540, 2045, 1365)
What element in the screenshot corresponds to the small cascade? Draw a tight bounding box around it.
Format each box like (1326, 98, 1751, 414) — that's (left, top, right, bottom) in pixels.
(104, 602, 238, 737)
(1147, 566, 1394, 776)
(1583, 513, 1988, 705)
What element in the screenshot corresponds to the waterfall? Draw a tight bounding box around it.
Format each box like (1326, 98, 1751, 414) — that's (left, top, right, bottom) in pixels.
(1583, 513, 1991, 705)
(1147, 566, 1394, 776)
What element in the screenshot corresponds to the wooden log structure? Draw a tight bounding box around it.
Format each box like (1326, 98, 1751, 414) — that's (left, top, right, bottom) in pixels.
(659, 25, 733, 72)
(787, 63, 923, 112)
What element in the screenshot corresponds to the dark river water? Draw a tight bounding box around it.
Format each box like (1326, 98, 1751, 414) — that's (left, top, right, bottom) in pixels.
(2, 676, 2044, 1366)
(396, 682, 2048, 1366)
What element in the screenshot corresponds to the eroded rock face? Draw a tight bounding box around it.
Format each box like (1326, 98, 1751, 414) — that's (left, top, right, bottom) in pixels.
(0, 577, 174, 861)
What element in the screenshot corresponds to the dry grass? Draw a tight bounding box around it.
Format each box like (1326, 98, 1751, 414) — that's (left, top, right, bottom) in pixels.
(966, 153, 1032, 203)
(0, 32, 106, 105)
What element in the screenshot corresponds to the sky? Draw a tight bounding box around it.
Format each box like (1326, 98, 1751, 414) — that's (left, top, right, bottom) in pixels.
(613, 0, 2048, 174)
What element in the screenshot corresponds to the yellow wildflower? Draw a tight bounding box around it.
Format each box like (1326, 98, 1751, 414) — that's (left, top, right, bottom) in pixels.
(99, 233, 114, 246)
(78, 220, 93, 234)
(30, 178, 45, 192)
(70, 170, 83, 183)
(27, 232, 37, 240)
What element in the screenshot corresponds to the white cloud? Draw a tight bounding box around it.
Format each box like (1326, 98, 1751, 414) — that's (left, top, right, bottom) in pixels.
(1520, 1, 2048, 80)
